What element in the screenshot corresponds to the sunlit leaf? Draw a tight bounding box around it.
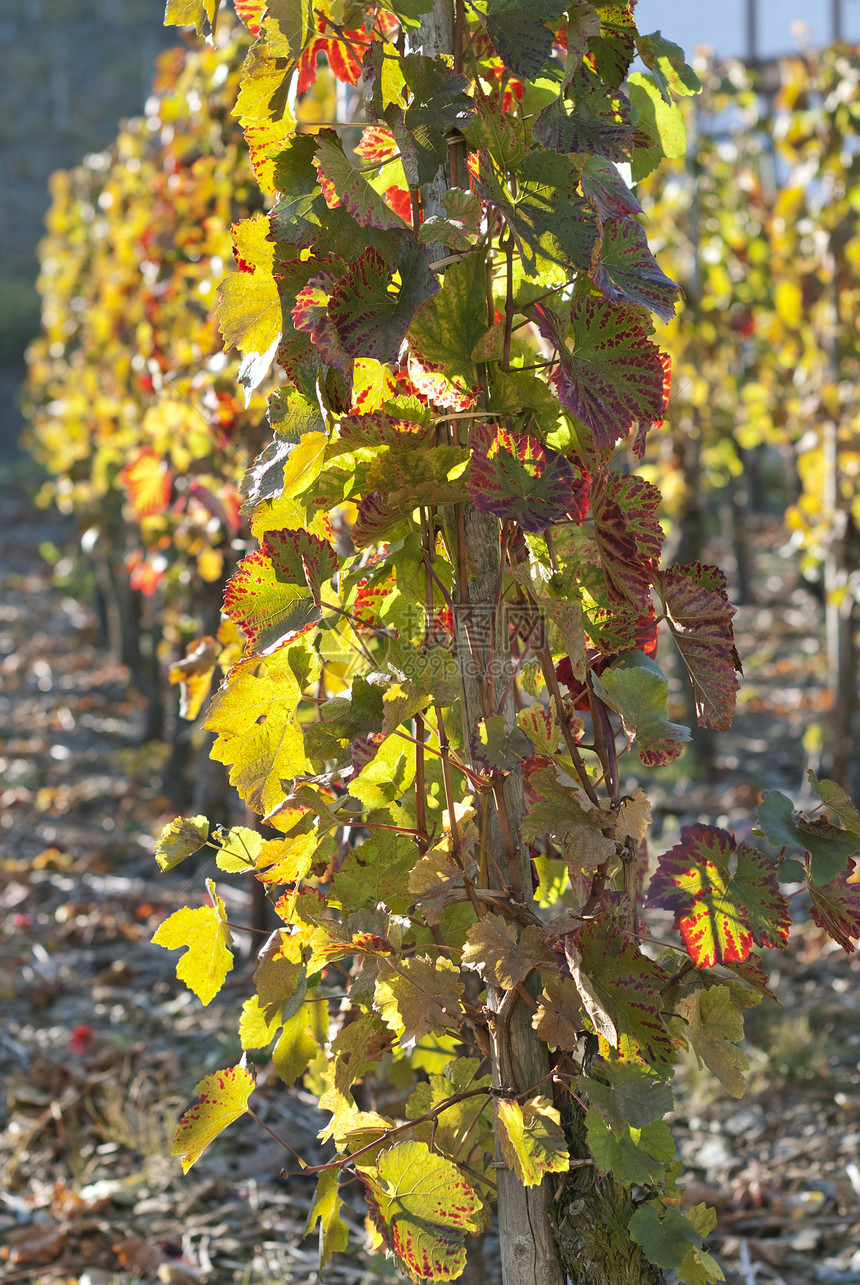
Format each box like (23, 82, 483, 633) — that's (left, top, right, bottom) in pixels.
(152, 878, 234, 1005)
(172, 1062, 255, 1173)
(154, 814, 210, 871)
(497, 1096, 570, 1186)
(648, 823, 790, 968)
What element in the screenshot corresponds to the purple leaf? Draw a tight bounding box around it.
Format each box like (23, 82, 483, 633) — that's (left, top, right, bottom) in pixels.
(592, 217, 680, 323)
(467, 422, 576, 533)
(329, 241, 439, 364)
(654, 563, 740, 731)
(534, 298, 668, 453)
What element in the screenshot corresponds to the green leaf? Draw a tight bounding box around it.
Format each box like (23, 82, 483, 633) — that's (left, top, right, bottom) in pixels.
(583, 1059, 674, 1129)
(566, 916, 674, 1068)
(677, 984, 749, 1099)
(533, 298, 668, 452)
(758, 790, 860, 885)
(154, 814, 210, 871)
(497, 1096, 570, 1186)
(408, 252, 487, 389)
(636, 31, 702, 102)
(171, 1063, 255, 1174)
(304, 1168, 350, 1264)
(152, 878, 234, 1006)
(273, 999, 323, 1084)
(677, 1203, 725, 1283)
(205, 643, 316, 815)
(419, 188, 483, 253)
(593, 215, 681, 323)
(532, 68, 635, 161)
(484, 0, 569, 80)
(649, 823, 791, 968)
(629, 1204, 703, 1271)
(628, 72, 688, 183)
(331, 829, 417, 916)
(358, 1142, 480, 1282)
(592, 651, 691, 767)
(330, 241, 440, 365)
(580, 155, 643, 220)
(471, 712, 536, 772)
(586, 1108, 674, 1185)
(809, 772, 860, 835)
(655, 563, 741, 732)
(387, 55, 475, 187)
(469, 149, 601, 275)
(239, 393, 326, 516)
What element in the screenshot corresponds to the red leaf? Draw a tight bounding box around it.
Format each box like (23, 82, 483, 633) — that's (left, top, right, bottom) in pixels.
(592, 216, 680, 323)
(592, 472, 663, 611)
(648, 823, 790, 969)
(654, 563, 740, 731)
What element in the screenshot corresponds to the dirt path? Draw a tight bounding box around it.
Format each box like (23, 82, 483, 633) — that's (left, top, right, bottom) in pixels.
(2, 478, 859, 1285)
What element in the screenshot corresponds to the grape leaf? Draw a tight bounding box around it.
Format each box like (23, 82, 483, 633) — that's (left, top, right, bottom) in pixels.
(253, 929, 305, 1023)
(809, 772, 860, 835)
(591, 471, 663, 611)
(461, 919, 552, 989)
(592, 651, 691, 767)
(677, 984, 749, 1098)
(359, 1142, 480, 1282)
(497, 1096, 570, 1186)
(655, 563, 741, 731)
(580, 155, 643, 220)
(809, 870, 860, 953)
(314, 133, 409, 231)
(274, 1000, 324, 1084)
(565, 915, 674, 1068)
(471, 713, 536, 773)
(152, 878, 234, 1006)
(627, 72, 688, 183)
(329, 241, 439, 365)
(533, 299, 667, 452)
(636, 31, 702, 102)
(224, 530, 336, 656)
(419, 188, 482, 253)
(374, 956, 465, 1047)
(171, 1062, 255, 1174)
(386, 54, 475, 187)
(164, 0, 217, 39)
(239, 392, 326, 516)
(586, 1109, 674, 1185)
(214, 824, 263, 872)
(468, 149, 601, 275)
(331, 830, 417, 916)
(408, 252, 488, 389)
(305, 1168, 350, 1265)
(592, 216, 680, 323)
(648, 823, 790, 968)
(483, 0, 568, 80)
(216, 214, 281, 391)
(467, 422, 576, 533)
(205, 643, 315, 815)
(169, 635, 219, 721)
(583, 1058, 674, 1129)
(589, 2, 636, 87)
(532, 69, 636, 161)
(154, 815, 210, 871)
(531, 976, 582, 1050)
(758, 790, 860, 885)
(629, 1204, 703, 1271)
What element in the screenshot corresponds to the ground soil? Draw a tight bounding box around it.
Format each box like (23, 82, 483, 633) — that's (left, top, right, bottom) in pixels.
(3, 469, 860, 1285)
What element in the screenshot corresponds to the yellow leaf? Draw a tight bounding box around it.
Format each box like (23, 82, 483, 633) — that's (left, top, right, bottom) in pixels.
(205, 643, 316, 814)
(351, 358, 398, 413)
(171, 1062, 255, 1173)
(215, 271, 281, 360)
(274, 999, 327, 1083)
(151, 878, 234, 1005)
